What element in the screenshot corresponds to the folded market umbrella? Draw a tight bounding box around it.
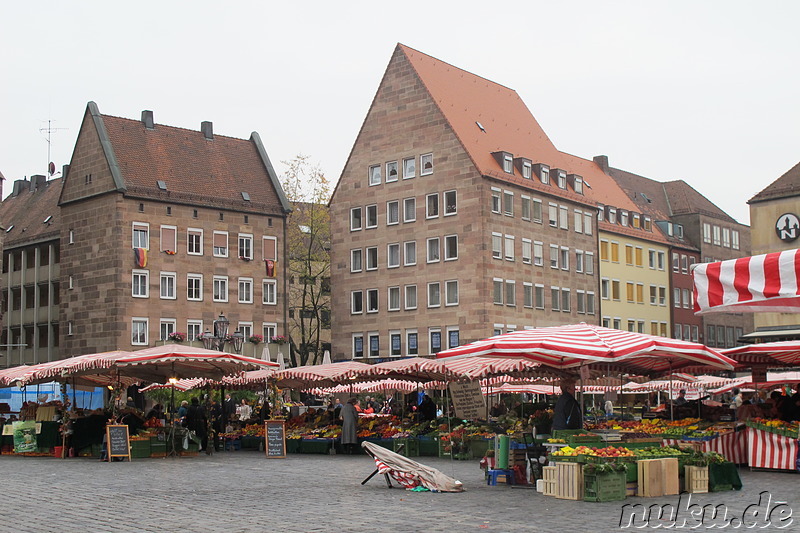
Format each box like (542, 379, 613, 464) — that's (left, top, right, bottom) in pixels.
(436, 323, 736, 375)
(115, 344, 278, 382)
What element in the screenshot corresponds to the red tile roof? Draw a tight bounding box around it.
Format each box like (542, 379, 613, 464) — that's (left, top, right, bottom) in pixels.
(749, 160, 800, 204)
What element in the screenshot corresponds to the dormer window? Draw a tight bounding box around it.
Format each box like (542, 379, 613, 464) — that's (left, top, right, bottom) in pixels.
(514, 157, 532, 179)
(556, 170, 567, 189)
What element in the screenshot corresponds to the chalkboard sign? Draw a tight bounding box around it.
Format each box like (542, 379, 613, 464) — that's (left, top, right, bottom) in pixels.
(265, 420, 286, 458)
(106, 424, 131, 461)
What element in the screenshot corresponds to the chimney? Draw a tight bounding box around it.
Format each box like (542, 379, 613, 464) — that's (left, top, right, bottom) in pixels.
(201, 121, 213, 140)
(593, 155, 609, 174)
(141, 110, 155, 130)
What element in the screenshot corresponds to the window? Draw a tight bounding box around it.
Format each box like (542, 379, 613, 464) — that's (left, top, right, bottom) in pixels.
(188, 228, 203, 255)
(263, 236, 277, 262)
(586, 292, 596, 315)
(493, 279, 503, 305)
(703, 223, 712, 243)
(160, 319, 176, 341)
(445, 280, 459, 306)
(427, 282, 441, 307)
(550, 287, 560, 311)
(387, 243, 400, 268)
(406, 330, 418, 356)
(403, 157, 415, 179)
(505, 280, 516, 307)
(533, 241, 543, 266)
(575, 250, 584, 273)
(160, 225, 176, 253)
(420, 153, 433, 175)
(534, 284, 545, 309)
(504, 235, 514, 261)
(548, 203, 558, 227)
(444, 190, 457, 215)
(351, 291, 363, 314)
(366, 247, 378, 270)
(492, 233, 502, 259)
(404, 241, 416, 266)
(732, 230, 740, 250)
(213, 231, 228, 257)
(532, 199, 543, 223)
(427, 237, 440, 263)
(403, 198, 416, 222)
(367, 289, 378, 313)
(523, 283, 533, 308)
(521, 196, 531, 220)
(585, 252, 594, 275)
(427, 193, 439, 218)
(238, 234, 253, 260)
(550, 245, 559, 269)
(132, 318, 148, 345)
(366, 205, 378, 228)
(503, 191, 514, 216)
(187, 274, 202, 301)
(388, 286, 401, 311)
(353, 334, 364, 359)
(386, 161, 398, 182)
(559, 206, 568, 229)
(444, 235, 458, 261)
(160, 272, 176, 299)
(491, 188, 501, 214)
(132, 222, 149, 249)
(584, 212, 593, 235)
(238, 278, 253, 303)
(263, 279, 276, 304)
(522, 239, 532, 264)
(213, 276, 228, 302)
(560, 247, 569, 271)
(540, 166, 550, 184)
(132, 270, 149, 298)
(351, 249, 363, 272)
(187, 320, 202, 342)
(369, 165, 381, 186)
(429, 328, 442, 354)
(351, 207, 362, 231)
(387, 200, 399, 225)
(404, 285, 417, 310)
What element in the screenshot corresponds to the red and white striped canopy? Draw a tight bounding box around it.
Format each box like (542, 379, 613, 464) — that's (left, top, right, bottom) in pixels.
(115, 344, 278, 382)
(436, 324, 735, 374)
(721, 340, 800, 367)
(693, 249, 800, 314)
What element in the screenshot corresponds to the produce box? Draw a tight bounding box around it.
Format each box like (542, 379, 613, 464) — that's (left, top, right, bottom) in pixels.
(392, 438, 419, 457)
(583, 468, 626, 502)
(685, 465, 709, 494)
(555, 462, 584, 500)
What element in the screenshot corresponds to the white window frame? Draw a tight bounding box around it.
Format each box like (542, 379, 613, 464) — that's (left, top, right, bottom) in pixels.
(132, 269, 149, 298)
(160, 271, 176, 300)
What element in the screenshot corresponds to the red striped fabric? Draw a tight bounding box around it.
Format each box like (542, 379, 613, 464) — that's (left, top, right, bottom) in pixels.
(694, 249, 800, 314)
(747, 427, 798, 470)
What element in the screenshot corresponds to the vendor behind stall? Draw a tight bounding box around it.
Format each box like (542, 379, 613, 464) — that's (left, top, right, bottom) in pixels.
(552, 376, 581, 431)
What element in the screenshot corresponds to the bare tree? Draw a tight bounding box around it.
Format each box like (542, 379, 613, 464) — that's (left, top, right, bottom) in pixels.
(280, 155, 331, 367)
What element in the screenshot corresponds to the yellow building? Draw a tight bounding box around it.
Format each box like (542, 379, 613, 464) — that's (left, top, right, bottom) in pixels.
(598, 229, 672, 336)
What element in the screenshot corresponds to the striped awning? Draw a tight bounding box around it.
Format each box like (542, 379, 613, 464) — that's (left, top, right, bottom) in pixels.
(693, 249, 800, 314)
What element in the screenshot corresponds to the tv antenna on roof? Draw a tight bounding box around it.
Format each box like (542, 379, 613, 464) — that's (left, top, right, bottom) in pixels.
(39, 119, 69, 177)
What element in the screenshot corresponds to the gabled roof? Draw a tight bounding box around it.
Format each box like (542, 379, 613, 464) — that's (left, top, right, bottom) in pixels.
(749, 160, 800, 204)
(64, 102, 290, 214)
(0, 178, 63, 248)
(398, 44, 640, 213)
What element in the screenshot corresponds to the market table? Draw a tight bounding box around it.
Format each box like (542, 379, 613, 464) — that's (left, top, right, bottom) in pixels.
(746, 427, 798, 471)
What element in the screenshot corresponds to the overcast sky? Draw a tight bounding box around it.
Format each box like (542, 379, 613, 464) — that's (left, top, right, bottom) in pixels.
(2, 1, 798, 225)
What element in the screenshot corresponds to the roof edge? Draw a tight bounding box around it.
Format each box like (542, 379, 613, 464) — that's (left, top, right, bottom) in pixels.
(250, 131, 291, 214)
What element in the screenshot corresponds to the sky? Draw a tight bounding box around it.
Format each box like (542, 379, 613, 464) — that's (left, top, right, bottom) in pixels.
(2, 1, 798, 225)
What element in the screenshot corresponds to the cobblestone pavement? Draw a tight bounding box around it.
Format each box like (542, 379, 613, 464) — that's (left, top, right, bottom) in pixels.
(1, 451, 798, 532)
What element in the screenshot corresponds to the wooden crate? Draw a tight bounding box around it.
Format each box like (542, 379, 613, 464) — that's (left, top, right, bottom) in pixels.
(637, 459, 664, 497)
(555, 461, 584, 500)
(684, 465, 709, 494)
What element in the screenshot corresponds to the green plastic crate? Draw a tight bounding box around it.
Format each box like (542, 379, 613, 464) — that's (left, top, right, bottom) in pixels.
(583, 469, 626, 502)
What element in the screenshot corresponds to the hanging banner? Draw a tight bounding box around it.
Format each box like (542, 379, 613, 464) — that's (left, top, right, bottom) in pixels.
(448, 381, 486, 420)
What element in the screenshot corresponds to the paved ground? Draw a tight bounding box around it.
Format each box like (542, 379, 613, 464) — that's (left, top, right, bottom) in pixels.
(1, 451, 798, 532)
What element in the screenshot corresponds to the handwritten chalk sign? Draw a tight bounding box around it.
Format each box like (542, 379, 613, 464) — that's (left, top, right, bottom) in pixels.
(106, 424, 131, 461)
(265, 420, 286, 458)
(449, 381, 486, 420)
